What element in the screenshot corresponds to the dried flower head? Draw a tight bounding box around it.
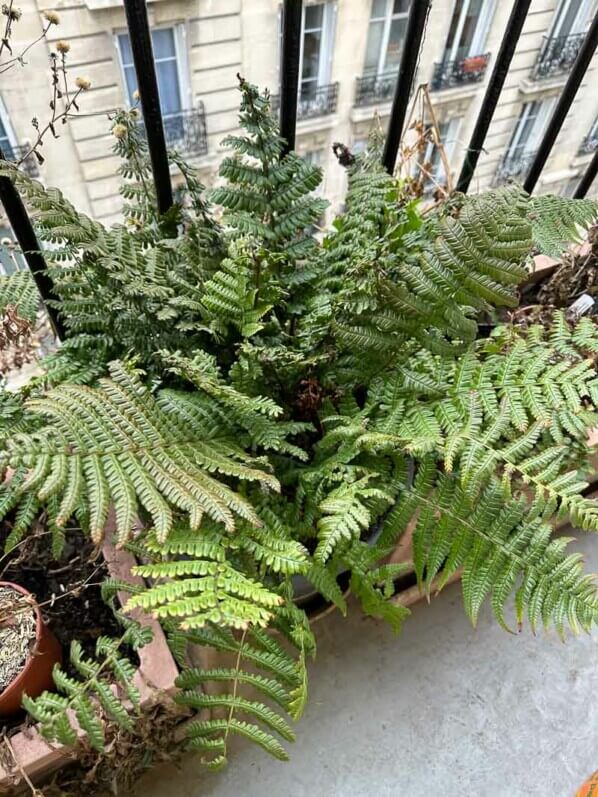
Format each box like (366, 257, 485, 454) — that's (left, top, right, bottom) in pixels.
(132, 89, 140, 101)
(130, 108, 139, 119)
(43, 9, 60, 24)
(75, 76, 91, 90)
(55, 40, 70, 54)
(9, 6, 22, 20)
(1, 237, 13, 247)
(112, 123, 128, 140)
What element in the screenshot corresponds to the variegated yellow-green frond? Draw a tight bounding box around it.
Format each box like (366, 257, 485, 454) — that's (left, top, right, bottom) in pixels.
(126, 526, 284, 630)
(0, 360, 279, 545)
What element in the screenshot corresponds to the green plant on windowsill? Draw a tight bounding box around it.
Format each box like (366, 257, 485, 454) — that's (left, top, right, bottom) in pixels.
(0, 77, 598, 773)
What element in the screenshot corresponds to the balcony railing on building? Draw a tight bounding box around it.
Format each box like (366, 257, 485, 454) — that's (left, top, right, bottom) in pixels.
(139, 105, 208, 158)
(493, 150, 537, 186)
(3, 144, 40, 179)
(532, 32, 585, 79)
(578, 132, 598, 155)
(271, 82, 339, 121)
(431, 52, 490, 91)
(354, 71, 398, 107)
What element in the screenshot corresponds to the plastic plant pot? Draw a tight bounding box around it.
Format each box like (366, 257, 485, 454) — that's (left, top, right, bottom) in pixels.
(0, 580, 62, 717)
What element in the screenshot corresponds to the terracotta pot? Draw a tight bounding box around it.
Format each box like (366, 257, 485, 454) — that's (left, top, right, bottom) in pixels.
(0, 580, 62, 716)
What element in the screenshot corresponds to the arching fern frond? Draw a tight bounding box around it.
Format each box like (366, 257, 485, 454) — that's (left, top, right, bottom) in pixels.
(528, 194, 597, 257)
(0, 360, 279, 544)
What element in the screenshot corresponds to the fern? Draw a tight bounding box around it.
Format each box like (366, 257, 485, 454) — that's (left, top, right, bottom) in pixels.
(23, 620, 151, 752)
(174, 619, 311, 770)
(528, 194, 598, 257)
(0, 269, 39, 322)
(0, 360, 280, 544)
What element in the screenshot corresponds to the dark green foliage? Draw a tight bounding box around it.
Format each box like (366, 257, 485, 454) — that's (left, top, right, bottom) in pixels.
(0, 78, 597, 768)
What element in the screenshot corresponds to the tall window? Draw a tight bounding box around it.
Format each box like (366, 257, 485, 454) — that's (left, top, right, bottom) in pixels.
(506, 100, 553, 163)
(443, 0, 495, 62)
(363, 0, 410, 76)
(0, 98, 16, 160)
(548, 0, 593, 38)
(117, 28, 185, 118)
(426, 118, 460, 184)
(299, 3, 336, 99)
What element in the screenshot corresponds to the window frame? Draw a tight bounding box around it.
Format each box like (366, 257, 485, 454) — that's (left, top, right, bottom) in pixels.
(506, 98, 555, 161)
(364, 0, 411, 77)
(0, 96, 18, 159)
(548, 0, 594, 38)
(444, 0, 496, 63)
(114, 23, 191, 117)
(297, 2, 337, 94)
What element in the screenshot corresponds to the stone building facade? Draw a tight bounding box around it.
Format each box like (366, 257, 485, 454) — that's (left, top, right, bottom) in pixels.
(0, 0, 597, 234)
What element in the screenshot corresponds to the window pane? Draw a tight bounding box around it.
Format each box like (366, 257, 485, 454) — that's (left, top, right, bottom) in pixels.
(152, 28, 176, 60)
(553, 0, 582, 36)
(456, 0, 485, 58)
(393, 0, 410, 13)
(118, 33, 133, 67)
(305, 4, 324, 30)
(123, 64, 138, 106)
(364, 19, 384, 72)
(302, 29, 322, 81)
(371, 0, 387, 18)
(156, 59, 181, 114)
(384, 17, 407, 70)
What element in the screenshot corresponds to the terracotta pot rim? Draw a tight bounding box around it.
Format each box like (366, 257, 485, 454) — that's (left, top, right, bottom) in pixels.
(0, 580, 46, 699)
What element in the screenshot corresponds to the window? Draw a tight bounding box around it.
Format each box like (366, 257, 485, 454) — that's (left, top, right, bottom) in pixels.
(363, 0, 410, 76)
(298, 3, 336, 100)
(117, 27, 188, 118)
(0, 97, 17, 160)
(548, 0, 593, 39)
(505, 100, 553, 162)
(426, 118, 460, 184)
(0, 229, 25, 276)
(580, 116, 598, 153)
(443, 0, 495, 62)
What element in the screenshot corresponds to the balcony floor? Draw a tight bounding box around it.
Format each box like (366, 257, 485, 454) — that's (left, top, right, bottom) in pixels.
(132, 530, 598, 797)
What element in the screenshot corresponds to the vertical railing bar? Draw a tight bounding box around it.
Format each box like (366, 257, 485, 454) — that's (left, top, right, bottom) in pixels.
(382, 0, 432, 175)
(0, 148, 65, 340)
(456, 0, 532, 194)
(573, 148, 598, 199)
(123, 0, 173, 218)
(523, 14, 598, 195)
(279, 0, 302, 155)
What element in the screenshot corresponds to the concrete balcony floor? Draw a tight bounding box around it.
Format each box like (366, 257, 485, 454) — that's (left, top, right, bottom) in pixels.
(133, 531, 597, 797)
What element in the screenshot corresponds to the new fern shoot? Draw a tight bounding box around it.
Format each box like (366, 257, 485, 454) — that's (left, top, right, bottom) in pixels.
(0, 76, 597, 770)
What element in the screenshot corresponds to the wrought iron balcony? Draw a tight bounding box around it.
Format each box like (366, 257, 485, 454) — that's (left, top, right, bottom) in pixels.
(493, 149, 537, 185)
(271, 82, 339, 121)
(532, 32, 585, 79)
(139, 105, 208, 158)
(354, 71, 398, 107)
(2, 144, 40, 178)
(431, 52, 490, 91)
(578, 132, 598, 155)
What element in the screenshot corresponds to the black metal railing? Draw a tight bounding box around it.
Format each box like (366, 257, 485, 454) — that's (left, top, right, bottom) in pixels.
(533, 32, 585, 79)
(493, 149, 537, 185)
(431, 52, 490, 90)
(578, 132, 598, 155)
(2, 144, 40, 178)
(354, 71, 398, 107)
(139, 105, 208, 158)
(271, 82, 339, 121)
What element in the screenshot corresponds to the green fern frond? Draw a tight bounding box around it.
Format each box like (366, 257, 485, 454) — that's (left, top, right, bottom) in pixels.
(528, 194, 597, 257)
